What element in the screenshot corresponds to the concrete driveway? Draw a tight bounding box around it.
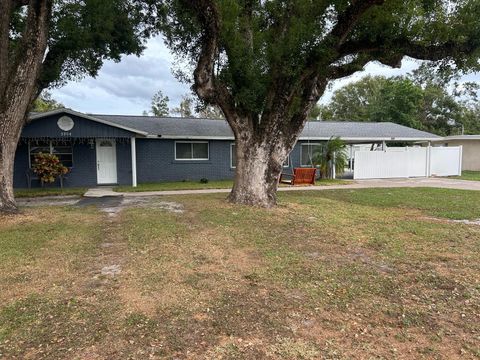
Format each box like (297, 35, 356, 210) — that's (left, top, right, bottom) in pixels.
(116, 177, 480, 197)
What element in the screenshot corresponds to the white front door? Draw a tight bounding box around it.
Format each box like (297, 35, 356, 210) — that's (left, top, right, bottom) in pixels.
(96, 139, 117, 184)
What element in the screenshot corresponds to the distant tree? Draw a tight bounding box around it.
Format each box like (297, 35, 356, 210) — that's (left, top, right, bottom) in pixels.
(323, 76, 388, 121)
(369, 78, 423, 129)
(307, 104, 322, 120)
(322, 75, 466, 135)
(31, 91, 64, 112)
(408, 63, 478, 135)
(150, 90, 170, 117)
(460, 105, 480, 135)
(197, 104, 225, 119)
(172, 95, 194, 117)
(418, 85, 462, 135)
(410, 63, 479, 103)
(0, 0, 149, 213)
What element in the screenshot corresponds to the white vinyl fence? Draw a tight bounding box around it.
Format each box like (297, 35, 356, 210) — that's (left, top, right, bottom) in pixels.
(353, 146, 462, 180)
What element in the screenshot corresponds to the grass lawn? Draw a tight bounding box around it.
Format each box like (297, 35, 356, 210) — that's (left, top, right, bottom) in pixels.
(0, 188, 479, 359)
(457, 170, 480, 181)
(14, 187, 87, 198)
(115, 178, 347, 192)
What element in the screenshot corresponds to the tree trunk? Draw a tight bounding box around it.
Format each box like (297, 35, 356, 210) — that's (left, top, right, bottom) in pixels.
(0, 1, 52, 214)
(0, 97, 32, 213)
(0, 129, 20, 213)
(228, 129, 294, 208)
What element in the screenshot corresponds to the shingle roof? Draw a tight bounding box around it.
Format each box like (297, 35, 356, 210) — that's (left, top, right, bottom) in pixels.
(92, 115, 233, 138)
(92, 114, 440, 141)
(27, 109, 440, 141)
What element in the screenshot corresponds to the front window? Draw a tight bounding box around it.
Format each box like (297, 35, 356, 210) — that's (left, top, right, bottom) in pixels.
(175, 141, 209, 160)
(29, 140, 73, 168)
(301, 143, 322, 166)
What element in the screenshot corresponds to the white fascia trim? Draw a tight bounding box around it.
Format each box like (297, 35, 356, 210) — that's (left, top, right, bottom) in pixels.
(29, 108, 149, 136)
(298, 137, 441, 142)
(151, 135, 235, 140)
(433, 135, 480, 141)
(148, 135, 441, 141)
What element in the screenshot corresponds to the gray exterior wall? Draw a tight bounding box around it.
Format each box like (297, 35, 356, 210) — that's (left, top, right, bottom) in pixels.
(440, 140, 480, 171)
(135, 139, 235, 182)
(13, 111, 321, 188)
(134, 139, 310, 183)
(14, 113, 135, 188)
(14, 140, 133, 188)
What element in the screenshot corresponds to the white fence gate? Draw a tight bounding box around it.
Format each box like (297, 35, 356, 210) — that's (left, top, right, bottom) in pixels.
(353, 146, 462, 180)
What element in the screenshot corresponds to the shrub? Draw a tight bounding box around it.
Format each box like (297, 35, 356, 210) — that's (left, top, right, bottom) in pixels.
(32, 153, 69, 184)
(311, 137, 348, 179)
(200, 178, 209, 184)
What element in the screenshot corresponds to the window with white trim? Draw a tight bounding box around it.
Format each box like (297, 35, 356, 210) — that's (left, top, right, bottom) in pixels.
(230, 143, 290, 168)
(300, 143, 322, 166)
(175, 141, 209, 160)
(29, 140, 73, 168)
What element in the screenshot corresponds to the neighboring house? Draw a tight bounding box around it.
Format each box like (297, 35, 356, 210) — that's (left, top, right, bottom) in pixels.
(430, 135, 480, 171)
(14, 108, 440, 188)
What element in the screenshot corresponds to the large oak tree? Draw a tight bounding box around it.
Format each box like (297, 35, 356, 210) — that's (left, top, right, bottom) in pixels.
(0, 0, 148, 213)
(154, 0, 480, 207)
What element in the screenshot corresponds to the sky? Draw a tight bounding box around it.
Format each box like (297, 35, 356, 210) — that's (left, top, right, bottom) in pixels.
(50, 36, 480, 115)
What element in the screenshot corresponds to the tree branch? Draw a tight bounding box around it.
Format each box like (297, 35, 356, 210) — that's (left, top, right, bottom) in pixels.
(291, 0, 386, 120)
(329, 0, 385, 46)
(339, 37, 478, 63)
(0, 1, 13, 96)
(182, 0, 239, 133)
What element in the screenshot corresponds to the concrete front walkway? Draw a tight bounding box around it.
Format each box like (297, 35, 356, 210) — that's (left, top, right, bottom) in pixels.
(108, 177, 480, 198)
(84, 187, 122, 198)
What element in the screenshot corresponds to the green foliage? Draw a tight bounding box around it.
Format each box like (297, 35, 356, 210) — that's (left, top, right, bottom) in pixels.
(311, 137, 348, 179)
(322, 76, 387, 122)
(155, 1, 480, 117)
(149, 90, 170, 117)
(9, 1, 149, 92)
(307, 104, 322, 120)
(460, 105, 480, 134)
(31, 91, 64, 112)
(32, 153, 69, 184)
(43, 0, 148, 90)
(370, 78, 423, 129)
(321, 74, 479, 135)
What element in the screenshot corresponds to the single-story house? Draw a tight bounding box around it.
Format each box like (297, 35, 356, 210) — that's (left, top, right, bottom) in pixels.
(14, 108, 440, 188)
(430, 135, 480, 171)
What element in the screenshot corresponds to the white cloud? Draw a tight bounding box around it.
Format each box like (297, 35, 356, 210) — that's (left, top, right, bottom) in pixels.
(51, 36, 190, 115)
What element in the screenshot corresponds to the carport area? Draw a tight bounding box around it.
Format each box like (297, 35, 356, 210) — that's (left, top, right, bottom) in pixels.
(297, 121, 444, 180)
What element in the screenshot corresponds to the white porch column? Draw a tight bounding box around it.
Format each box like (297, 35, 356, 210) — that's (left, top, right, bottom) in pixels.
(131, 137, 137, 187)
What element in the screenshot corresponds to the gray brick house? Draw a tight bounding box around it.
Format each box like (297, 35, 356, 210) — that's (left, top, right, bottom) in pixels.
(14, 108, 439, 188)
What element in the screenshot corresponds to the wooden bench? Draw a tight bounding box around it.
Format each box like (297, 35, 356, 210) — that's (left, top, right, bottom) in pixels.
(280, 168, 316, 186)
(26, 168, 68, 188)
